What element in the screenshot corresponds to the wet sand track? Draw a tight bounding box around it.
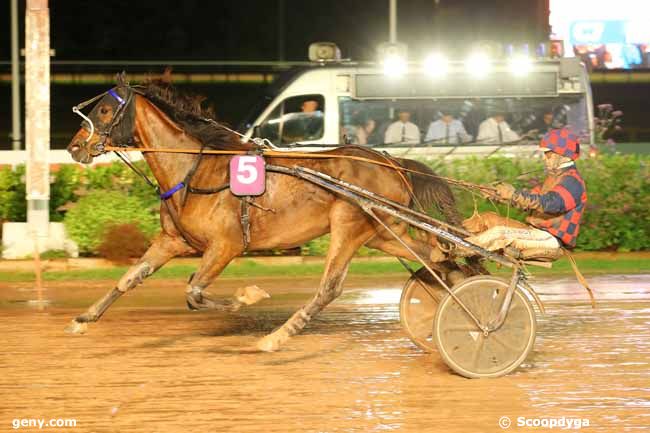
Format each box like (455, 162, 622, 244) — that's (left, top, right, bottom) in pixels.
(1, 274, 650, 432)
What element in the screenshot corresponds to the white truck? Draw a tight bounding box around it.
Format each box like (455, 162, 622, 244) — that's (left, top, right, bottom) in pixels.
(240, 43, 594, 159)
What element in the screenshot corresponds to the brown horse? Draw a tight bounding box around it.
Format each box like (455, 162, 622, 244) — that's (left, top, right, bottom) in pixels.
(66, 74, 471, 351)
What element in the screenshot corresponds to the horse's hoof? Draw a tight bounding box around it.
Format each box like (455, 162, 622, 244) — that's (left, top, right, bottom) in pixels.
(235, 285, 270, 306)
(64, 319, 88, 335)
(256, 335, 281, 352)
(186, 300, 199, 311)
(256, 328, 290, 352)
(185, 292, 231, 311)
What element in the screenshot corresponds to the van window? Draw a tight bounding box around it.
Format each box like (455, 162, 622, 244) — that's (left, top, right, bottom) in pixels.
(339, 96, 588, 146)
(257, 95, 325, 144)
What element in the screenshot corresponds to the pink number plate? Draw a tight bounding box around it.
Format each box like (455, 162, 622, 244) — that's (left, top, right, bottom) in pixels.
(229, 155, 266, 196)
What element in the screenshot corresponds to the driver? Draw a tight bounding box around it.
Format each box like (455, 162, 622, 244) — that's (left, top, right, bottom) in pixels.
(461, 128, 587, 259)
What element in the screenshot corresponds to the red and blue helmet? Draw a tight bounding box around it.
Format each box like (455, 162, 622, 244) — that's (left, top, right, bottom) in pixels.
(540, 128, 580, 160)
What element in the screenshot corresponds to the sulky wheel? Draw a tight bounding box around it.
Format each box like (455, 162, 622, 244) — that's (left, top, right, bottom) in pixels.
(432, 276, 536, 379)
(399, 268, 447, 352)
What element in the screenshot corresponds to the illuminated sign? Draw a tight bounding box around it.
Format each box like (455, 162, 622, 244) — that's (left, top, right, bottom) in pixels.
(550, 0, 650, 69)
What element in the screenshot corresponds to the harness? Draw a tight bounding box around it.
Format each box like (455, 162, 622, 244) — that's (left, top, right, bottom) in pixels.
(67, 86, 518, 250)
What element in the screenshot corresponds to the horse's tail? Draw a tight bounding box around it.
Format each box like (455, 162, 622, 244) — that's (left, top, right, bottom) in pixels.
(398, 158, 462, 226)
(398, 158, 488, 276)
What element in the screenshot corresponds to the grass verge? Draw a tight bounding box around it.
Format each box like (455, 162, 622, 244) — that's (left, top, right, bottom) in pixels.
(0, 256, 648, 283)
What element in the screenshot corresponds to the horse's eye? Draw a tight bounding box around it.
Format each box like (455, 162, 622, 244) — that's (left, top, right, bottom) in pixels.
(100, 106, 109, 115)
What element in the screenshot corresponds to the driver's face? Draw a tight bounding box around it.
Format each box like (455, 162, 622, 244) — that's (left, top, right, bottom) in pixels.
(543, 151, 563, 170)
(301, 100, 319, 113)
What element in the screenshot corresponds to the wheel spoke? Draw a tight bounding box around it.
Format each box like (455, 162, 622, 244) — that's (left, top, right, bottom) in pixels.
(411, 313, 435, 338)
(410, 294, 436, 311)
(490, 331, 523, 353)
(415, 280, 441, 303)
(471, 335, 485, 370)
(441, 323, 479, 333)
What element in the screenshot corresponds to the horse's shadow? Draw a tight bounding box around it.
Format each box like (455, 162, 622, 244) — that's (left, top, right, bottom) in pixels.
(88, 306, 392, 359)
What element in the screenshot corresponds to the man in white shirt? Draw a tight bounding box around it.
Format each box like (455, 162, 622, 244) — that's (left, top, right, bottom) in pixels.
(384, 109, 420, 145)
(424, 111, 472, 144)
(477, 112, 520, 144)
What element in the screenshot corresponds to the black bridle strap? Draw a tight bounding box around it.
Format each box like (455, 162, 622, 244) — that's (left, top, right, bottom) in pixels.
(179, 142, 206, 207)
(187, 184, 230, 194)
(96, 88, 135, 152)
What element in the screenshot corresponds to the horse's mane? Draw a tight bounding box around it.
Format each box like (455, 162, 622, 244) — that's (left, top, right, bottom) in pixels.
(140, 79, 250, 151)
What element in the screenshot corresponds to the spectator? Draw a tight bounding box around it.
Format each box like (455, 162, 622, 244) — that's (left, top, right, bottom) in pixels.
(356, 118, 377, 145)
(424, 110, 472, 144)
(531, 109, 554, 136)
(384, 109, 420, 145)
(477, 111, 520, 144)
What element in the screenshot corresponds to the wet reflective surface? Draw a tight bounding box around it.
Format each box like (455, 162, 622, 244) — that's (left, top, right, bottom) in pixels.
(1, 274, 650, 432)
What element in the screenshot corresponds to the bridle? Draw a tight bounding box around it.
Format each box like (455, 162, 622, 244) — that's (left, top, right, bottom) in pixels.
(72, 85, 138, 154)
(71, 85, 168, 199)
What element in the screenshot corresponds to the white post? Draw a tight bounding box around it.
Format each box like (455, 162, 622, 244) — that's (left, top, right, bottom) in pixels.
(389, 0, 397, 43)
(11, 0, 22, 151)
(25, 0, 50, 252)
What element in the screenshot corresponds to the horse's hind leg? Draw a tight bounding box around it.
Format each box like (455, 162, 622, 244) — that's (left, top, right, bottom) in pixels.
(64, 234, 192, 334)
(257, 203, 375, 352)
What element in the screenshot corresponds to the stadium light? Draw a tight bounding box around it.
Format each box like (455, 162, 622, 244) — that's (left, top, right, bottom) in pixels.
(466, 52, 491, 78)
(508, 55, 532, 76)
(382, 54, 408, 77)
(423, 53, 448, 78)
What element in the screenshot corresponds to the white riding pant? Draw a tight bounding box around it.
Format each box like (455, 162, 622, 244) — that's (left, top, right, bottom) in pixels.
(465, 226, 560, 252)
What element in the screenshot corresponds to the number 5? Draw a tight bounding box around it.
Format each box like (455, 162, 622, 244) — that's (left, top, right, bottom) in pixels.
(236, 156, 258, 185)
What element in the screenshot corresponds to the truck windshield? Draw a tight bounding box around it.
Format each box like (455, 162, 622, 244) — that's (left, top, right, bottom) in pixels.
(339, 96, 588, 146)
(237, 68, 307, 133)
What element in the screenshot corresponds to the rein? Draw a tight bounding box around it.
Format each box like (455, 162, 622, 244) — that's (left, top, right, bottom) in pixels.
(72, 84, 504, 249)
(72, 84, 496, 197)
(102, 144, 497, 196)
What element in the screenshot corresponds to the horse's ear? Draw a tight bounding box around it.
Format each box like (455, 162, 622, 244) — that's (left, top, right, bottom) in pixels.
(116, 71, 128, 87)
(161, 67, 173, 84)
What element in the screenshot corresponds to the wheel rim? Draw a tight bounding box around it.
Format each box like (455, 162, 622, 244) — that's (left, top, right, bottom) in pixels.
(433, 276, 536, 378)
(400, 275, 446, 352)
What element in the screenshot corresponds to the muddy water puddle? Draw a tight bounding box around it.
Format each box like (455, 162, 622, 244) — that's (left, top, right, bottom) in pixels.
(1, 274, 650, 432)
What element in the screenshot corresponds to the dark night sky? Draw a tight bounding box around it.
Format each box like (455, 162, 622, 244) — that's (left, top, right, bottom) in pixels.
(1, 0, 647, 147)
(2, 0, 547, 61)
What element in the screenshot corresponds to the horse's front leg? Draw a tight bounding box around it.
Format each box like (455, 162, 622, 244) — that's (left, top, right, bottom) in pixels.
(64, 234, 193, 334)
(184, 242, 269, 311)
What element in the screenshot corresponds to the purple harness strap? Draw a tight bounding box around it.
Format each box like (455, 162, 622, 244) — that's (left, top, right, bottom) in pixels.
(108, 89, 125, 106)
(160, 182, 185, 200)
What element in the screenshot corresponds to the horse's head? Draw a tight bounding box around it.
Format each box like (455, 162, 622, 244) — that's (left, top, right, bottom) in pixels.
(68, 72, 136, 163)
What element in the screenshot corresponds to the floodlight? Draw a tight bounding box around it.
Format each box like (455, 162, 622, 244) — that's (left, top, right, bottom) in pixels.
(508, 56, 532, 76)
(423, 53, 448, 78)
(465, 52, 491, 78)
(382, 54, 408, 77)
